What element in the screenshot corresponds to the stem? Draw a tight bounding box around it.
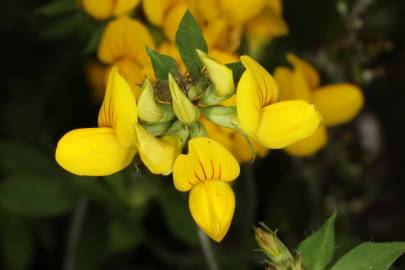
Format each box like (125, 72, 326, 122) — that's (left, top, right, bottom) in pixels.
(243, 164, 257, 228)
(63, 197, 88, 270)
(198, 229, 220, 270)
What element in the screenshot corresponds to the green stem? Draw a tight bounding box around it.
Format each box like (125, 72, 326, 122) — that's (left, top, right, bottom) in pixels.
(198, 228, 220, 270)
(63, 197, 88, 270)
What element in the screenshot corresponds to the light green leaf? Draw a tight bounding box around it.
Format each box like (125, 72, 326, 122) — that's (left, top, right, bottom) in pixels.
(175, 10, 208, 79)
(298, 213, 336, 270)
(146, 47, 179, 80)
(0, 173, 75, 218)
(330, 242, 405, 270)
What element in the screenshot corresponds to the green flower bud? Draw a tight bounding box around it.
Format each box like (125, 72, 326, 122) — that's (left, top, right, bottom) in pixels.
(168, 73, 199, 125)
(138, 78, 163, 123)
(197, 49, 234, 97)
(189, 122, 208, 138)
(200, 105, 238, 129)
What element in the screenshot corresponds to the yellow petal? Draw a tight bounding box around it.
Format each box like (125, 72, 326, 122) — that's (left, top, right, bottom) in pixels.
(190, 0, 221, 22)
(221, 0, 267, 23)
(113, 0, 141, 16)
(113, 58, 145, 98)
(236, 56, 279, 136)
(134, 124, 179, 175)
(162, 2, 189, 42)
(273, 66, 311, 101)
(285, 125, 328, 157)
(208, 49, 239, 64)
(84, 61, 108, 103)
(189, 181, 235, 242)
(173, 138, 240, 192)
(268, 0, 283, 16)
(168, 73, 199, 125)
(197, 50, 234, 97)
(55, 128, 136, 176)
(246, 9, 288, 55)
(256, 100, 321, 148)
(287, 53, 320, 89)
(81, 0, 114, 20)
(143, 0, 176, 26)
(203, 19, 227, 49)
(312, 83, 364, 126)
(98, 67, 138, 148)
(98, 16, 155, 65)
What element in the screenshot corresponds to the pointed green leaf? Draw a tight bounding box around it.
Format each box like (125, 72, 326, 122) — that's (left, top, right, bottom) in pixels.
(146, 47, 179, 81)
(330, 242, 405, 270)
(298, 213, 336, 270)
(175, 10, 208, 78)
(37, 0, 76, 17)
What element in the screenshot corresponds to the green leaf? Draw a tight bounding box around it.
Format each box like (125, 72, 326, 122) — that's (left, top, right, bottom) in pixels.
(330, 242, 405, 270)
(83, 24, 104, 55)
(0, 173, 75, 218)
(159, 189, 198, 245)
(175, 10, 208, 79)
(226, 61, 245, 83)
(37, 0, 76, 17)
(1, 218, 34, 270)
(146, 47, 179, 80)
(298, 213, 336, 270)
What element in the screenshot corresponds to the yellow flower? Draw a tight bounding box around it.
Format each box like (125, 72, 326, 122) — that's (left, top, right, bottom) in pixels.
(173, 138, 240, 242)
(55, 67, 138, 176)
(98, 16, 155, 97)
(236, 56, 321, 149)
(134, 124, 180, 175)
(246, 0, 289, 57)
(274, 53, 364, 156)
(81, 0, 141, 20)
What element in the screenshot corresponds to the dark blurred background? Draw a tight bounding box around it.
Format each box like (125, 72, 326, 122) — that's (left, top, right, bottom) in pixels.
(1, 0, 405, 269)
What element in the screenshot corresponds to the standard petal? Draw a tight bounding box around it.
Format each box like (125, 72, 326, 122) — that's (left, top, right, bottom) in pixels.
(312, 83, 364, 126)
(189, 181, 235, 242)
(274, 66, 311, 101)
(256, 100, 321, 149)
(173, 138, 240, 192)
(81, 0, 114, 20)
(134, 124, 179, 175)
(287, 53, 320, 89)
(285, 125, 328, 157)
(55, 128, 136, 176)
(98, 67, 138, 148)
(240, 55, 280, 107)
(98, 16, 155, 65)
(143, 0, 176, 26)
(113, 0, 141, 16)
(220, 0, 267, 23)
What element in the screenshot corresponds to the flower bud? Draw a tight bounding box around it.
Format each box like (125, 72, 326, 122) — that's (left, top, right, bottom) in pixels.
(255, 223, 293, 265)
(134, 124, 179, 175)
(200, 105, 238, 129)
(189, 122, 208, 138)
(138, 78, 163, 123)
(197, 49, 234, 97)
(168, 73, 199, 125)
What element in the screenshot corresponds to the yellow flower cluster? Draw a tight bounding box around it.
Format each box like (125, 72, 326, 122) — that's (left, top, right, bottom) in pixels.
(56, 54, 321, 242)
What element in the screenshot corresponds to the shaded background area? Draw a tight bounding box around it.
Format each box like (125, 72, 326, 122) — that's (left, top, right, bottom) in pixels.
(1, 0, 405, 269)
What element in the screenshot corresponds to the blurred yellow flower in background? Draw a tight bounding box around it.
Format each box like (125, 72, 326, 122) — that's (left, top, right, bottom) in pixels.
(81, 0, 141, 20)
(274, 54, 364, 156)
